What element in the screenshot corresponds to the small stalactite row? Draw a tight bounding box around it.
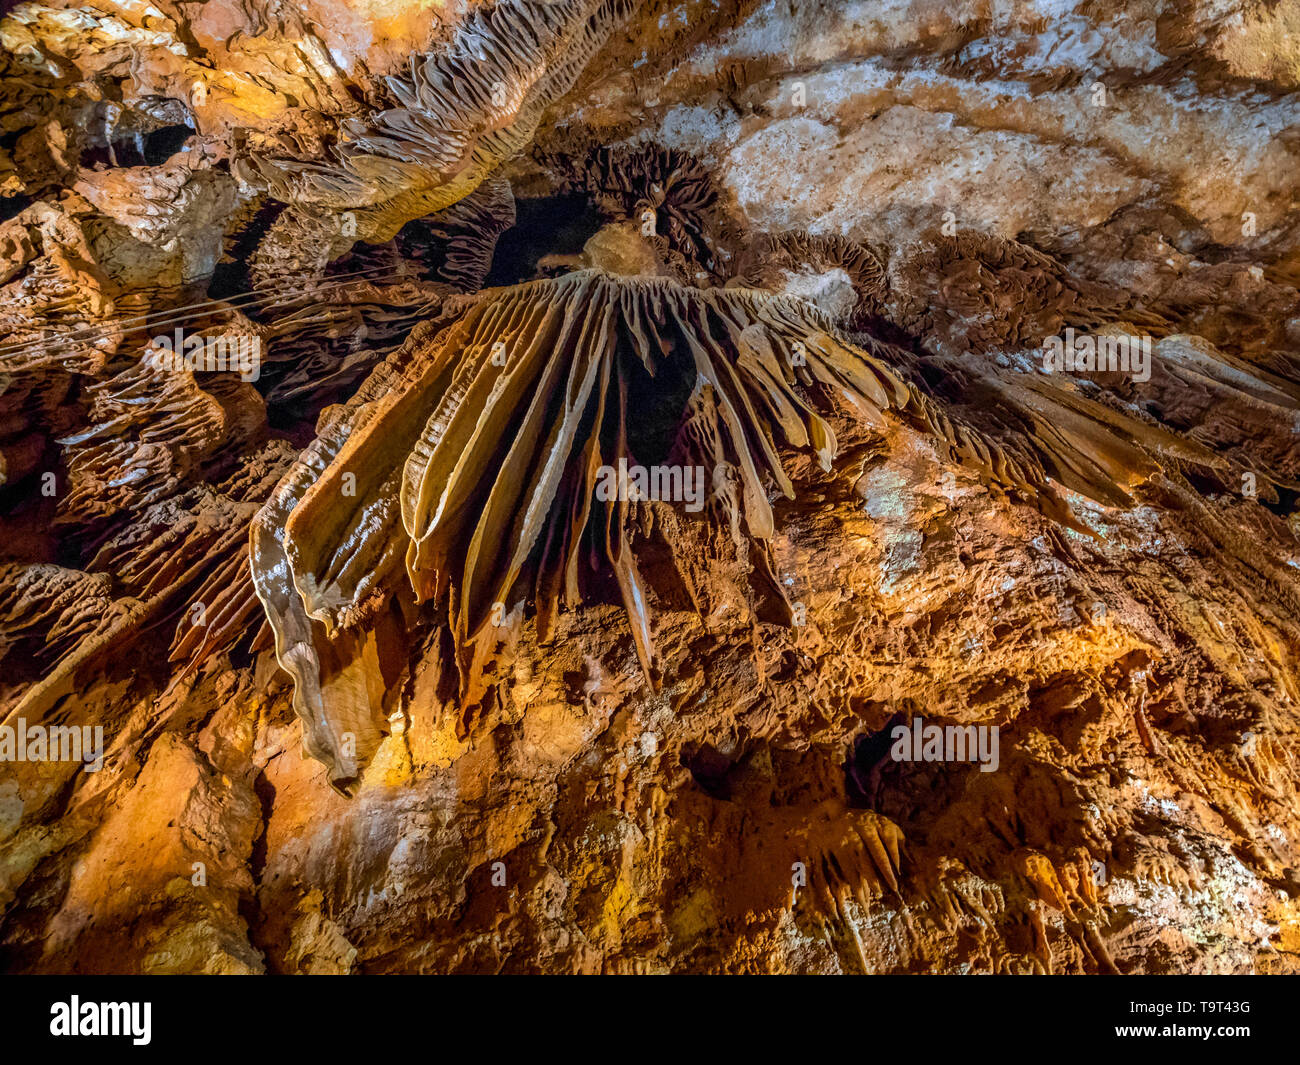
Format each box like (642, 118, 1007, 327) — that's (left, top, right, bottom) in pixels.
(240, 0, 637, 287)
(539, 143, 732, 282)
(890, 228, 1171, 354)
(735, 230, 889, 329)
(395, 177, 517, 293)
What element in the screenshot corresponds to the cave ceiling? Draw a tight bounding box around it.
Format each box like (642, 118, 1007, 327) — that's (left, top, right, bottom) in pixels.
(0, 0, 1299, 978)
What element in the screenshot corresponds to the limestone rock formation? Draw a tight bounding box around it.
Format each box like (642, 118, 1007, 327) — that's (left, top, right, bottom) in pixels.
(0, 0, 1298, 976)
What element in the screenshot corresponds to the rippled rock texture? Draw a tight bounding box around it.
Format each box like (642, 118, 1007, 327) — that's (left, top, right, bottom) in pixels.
(1, 0, 1298, 974)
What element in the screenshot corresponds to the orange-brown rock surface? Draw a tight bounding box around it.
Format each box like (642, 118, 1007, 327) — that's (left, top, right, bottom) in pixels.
(0, 0, 1298, 975)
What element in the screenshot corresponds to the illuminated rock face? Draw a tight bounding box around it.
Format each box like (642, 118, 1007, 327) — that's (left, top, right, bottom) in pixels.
(1, 0, 1299, 974)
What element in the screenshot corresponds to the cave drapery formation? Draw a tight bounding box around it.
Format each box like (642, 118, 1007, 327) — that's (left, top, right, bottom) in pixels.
(0, 0, 1299, 975)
